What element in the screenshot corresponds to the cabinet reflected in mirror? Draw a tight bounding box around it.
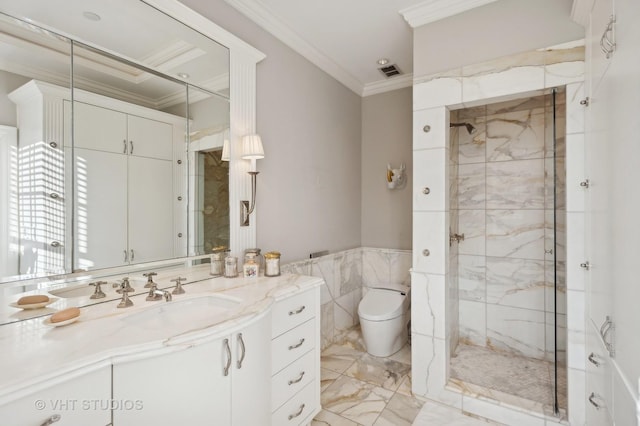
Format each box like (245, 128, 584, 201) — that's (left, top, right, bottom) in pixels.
(0, 0, 230, 285)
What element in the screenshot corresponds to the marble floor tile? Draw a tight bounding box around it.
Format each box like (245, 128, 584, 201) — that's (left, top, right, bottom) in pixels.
(413, 401, 498, 425)
(321, 343, 363, 374)
(321, 375, 394, 426)
(344, 353, 411, 391)
(321, 368, 341, 392)
(387, 343, 411, 365)
(372, 392, 424, 426)
(311, 409, 361, 426)
(396, 375, 413, 397)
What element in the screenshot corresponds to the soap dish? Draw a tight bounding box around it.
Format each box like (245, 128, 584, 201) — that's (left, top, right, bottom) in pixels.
(43, 315, 80, 327)
(9, 297, 58, 310)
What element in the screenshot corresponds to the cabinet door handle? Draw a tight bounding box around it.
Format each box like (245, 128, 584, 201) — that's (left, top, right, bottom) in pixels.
(236, 333, 246, 369)
(40, 414, 61, 425)
(124, 250, 129, 262)
(589, 392, 602, 409)
(223, 338, 231, 376)
(123, 139, 127, 154)
(287, 404, 305, 420)
(588, 352, 601, 367)
(288, 305, 305, 316)
(130, 140, 134, 154)
(130, 249, 135, 262)
(288, 371, 305, 385)
(288, 338, 305, 350)
(50, 241, 62, 248)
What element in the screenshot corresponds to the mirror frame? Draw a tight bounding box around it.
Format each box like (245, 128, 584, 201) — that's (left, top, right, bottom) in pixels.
(0, 0, 264, 290)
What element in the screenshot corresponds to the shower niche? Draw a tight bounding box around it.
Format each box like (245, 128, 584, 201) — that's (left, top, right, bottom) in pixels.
(447, 90, 567, 416)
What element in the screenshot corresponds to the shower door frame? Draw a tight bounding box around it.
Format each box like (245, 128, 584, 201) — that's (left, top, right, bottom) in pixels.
(410, 47, 586, 426)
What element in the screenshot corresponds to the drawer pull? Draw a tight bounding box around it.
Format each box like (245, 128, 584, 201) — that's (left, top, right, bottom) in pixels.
(40, 414, 61, 425)
(588, 352, 601, 367)
(288, 338, 305, 350)
(288, 371, 305, 385)
(288, 306, 306, 316)
(589, 392, 602, 410)
(288, 403, 305, 420)
(223, 338, 231, 376)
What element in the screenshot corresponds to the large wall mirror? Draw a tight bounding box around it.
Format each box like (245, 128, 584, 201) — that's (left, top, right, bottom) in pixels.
(0, 1, 231, 297)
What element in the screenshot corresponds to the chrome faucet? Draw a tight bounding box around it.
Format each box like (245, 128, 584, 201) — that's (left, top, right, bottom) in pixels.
(146, 281, 172, 302)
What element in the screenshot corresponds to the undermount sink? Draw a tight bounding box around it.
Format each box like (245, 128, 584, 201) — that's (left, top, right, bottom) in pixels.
(124, 295, 241, 329)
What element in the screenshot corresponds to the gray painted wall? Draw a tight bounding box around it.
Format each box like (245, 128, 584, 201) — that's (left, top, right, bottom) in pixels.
(361, 87, 413, 249)
(414, 0, 584, 77)
(179, 0, 362, 263)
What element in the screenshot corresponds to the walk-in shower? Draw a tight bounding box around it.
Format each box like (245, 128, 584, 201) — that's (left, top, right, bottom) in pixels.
(447, 89, 567, 416)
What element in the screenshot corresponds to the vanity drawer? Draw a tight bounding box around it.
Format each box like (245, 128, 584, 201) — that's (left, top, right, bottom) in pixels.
(271, 380, 317, 426)
(272, 289, 316, 338)
(272, 348, 316, 411)
(272, 318, 315, 375)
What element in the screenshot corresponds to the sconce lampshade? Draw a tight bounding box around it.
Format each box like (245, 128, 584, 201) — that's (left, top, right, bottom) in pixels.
(241, 134, 265, 160)
(221, 139, 230, 161)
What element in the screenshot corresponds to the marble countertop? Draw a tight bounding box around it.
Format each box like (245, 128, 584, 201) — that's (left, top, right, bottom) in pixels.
(0, 267, 323, 403)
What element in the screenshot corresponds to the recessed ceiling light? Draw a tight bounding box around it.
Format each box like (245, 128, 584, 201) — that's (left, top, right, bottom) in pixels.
(377, 58, 389, 65)
(177, 72, 190, 79)
(82, 11, 101, 21)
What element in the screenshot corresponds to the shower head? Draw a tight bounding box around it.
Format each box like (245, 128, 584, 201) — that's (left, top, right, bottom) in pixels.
(450, 122, 477, 134)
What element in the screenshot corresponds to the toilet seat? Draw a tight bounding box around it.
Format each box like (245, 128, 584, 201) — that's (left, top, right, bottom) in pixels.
(358, 289, 405, 321)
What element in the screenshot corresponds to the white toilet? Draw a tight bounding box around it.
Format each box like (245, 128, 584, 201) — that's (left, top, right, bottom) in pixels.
(357, 283, 411, 357)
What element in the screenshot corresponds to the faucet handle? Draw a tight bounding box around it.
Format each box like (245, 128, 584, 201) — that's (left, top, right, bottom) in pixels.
(89, 281, 107, 299)
(116, 277, 135, 294)
(143, 272, 157, 288)
(171, 277, 186, 295)
(117, 288, 134, 308)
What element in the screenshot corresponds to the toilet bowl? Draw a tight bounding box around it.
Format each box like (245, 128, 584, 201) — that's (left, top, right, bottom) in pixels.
(357, 283, 411, 357)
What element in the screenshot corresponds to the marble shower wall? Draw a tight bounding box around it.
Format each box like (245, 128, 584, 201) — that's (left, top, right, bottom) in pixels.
(411, 40, 585, 425)
(454, 94, 567, 362)
(281, 247, 411, 350)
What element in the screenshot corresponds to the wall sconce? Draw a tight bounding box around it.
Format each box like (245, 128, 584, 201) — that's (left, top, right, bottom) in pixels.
(240, 134, 264, 226)
(221, 139, 230, 161)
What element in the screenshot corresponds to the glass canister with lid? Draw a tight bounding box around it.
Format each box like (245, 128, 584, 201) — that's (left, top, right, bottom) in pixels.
(243, 252, 259, 278)
(244, 248, 264, 274)
(210, 246, 229, 276)
(264, 251, 281, 277)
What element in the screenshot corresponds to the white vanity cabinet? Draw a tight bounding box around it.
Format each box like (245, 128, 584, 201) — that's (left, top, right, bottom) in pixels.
(270, 287, 321, 425)
(0, 365, 111, 426)
(112, 311, 271, 426)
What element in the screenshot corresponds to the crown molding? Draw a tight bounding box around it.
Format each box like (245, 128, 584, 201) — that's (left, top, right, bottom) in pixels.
(400, 0, 498, 28)
(570, 0, 592, 27)
(362, 73, 413, 97)
(223, 0, 364, 95)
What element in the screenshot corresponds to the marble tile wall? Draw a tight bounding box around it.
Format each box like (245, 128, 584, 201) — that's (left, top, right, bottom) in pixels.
(281, 247, 411, 350)
(454, 94, 567, 362)
(412, 40, 585, 426)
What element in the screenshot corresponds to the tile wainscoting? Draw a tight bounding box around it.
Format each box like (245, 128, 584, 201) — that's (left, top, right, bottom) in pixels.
(282, 248, 412, 351)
